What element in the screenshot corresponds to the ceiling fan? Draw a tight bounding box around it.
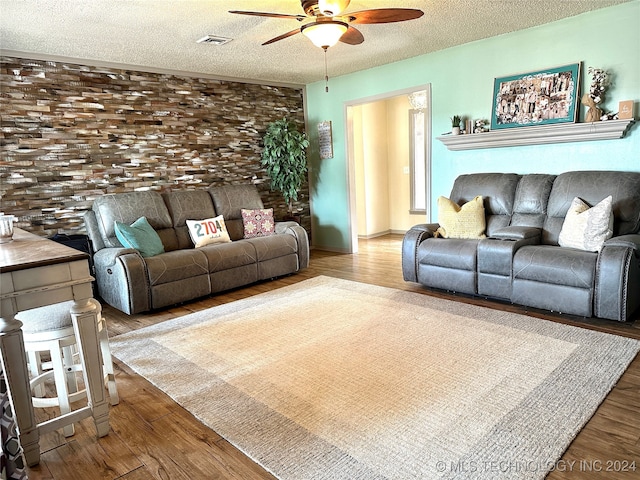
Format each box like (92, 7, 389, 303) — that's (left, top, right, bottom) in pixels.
(229, 0, 424, 49)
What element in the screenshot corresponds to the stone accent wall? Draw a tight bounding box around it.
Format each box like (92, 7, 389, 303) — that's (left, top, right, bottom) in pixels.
(0, 56, 309, 238)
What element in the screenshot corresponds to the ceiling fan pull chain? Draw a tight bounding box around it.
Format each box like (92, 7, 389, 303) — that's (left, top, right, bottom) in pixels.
(324, 47, 329, 93)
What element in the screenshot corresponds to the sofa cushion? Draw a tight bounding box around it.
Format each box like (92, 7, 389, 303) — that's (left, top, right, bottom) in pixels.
(246, 234, 298, 262)
(241, 208, 275, 238)
(558, 196, 613, 252)
(209, 184, 264, 241)
(93, 191, 175, 248)
(513, 245, 597, 289)
(544, 171, 640, 245)
(450, 173, 520, 236)
(145, 249, 208, 286)
(186, 215, 231, 247)
(418, 238, 480, 271)
(435, 196, 486, 239)
(114, 217, 165, 258)
(163, 190, 217, 249)
(511, 174, 556, 228)
(199, 241, 257, 272)
(163, 190, 217, 226)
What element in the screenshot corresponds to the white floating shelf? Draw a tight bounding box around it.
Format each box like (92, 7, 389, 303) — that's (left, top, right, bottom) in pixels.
(437, 119, 636, 151)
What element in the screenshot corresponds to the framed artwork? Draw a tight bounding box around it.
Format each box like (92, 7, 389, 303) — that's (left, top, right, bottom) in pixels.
(490, 63, 581, 130)
(318, 121, 333, 159)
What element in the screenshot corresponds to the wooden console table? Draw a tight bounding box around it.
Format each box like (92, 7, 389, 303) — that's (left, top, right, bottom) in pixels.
(0, 228, 110, 466)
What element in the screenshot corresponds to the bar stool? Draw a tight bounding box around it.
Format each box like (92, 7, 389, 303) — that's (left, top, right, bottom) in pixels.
(16, 298, 119, 437)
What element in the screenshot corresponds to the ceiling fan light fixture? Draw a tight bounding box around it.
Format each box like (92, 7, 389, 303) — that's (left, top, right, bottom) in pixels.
(318, 0, 350, 16)
(301, 20, 348, 49)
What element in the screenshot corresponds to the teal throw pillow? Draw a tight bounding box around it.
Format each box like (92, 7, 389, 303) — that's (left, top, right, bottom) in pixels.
(114, 216, 165, 257)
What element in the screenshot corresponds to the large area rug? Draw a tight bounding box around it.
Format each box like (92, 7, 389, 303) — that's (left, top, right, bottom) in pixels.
(110, 276, 640, 479)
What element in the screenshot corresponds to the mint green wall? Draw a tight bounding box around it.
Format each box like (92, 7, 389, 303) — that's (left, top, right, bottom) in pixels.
(305, 1, 640, 251)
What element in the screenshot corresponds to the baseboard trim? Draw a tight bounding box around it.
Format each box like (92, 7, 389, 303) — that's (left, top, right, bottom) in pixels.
(358, 229, 407, 240)
(310, 245, 352, 253)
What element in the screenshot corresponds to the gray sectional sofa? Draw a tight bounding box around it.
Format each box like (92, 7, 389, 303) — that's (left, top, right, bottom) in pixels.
(84, 184, 309, 314)
(402, 171, 640, 322)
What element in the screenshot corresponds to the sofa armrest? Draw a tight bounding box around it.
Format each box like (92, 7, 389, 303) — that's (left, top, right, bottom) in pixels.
(408, 223, 439, 236)
(402, 224, 437, 282)
(603, 234, 640, 251)
(275, 222, 310, 269)
(490, 226, 541, 241)
(595, 239, 640, 322)
(94, 246, 139, 267)
(93, 248, 151, 314)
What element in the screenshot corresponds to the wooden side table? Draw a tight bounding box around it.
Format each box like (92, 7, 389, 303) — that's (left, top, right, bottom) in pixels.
(0, 228, 110, 466)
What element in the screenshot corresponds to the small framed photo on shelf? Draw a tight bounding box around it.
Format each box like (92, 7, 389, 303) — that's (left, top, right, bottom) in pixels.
(491, 63, 580, 130)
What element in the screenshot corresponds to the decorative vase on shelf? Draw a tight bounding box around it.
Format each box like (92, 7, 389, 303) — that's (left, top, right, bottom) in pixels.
(452, 126, 460, 135)
(581, 93, 602, 123)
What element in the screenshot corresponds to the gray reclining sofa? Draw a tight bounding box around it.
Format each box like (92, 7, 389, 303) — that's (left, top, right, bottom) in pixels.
(402, 171, 640, 321)
(84, 184, 309, 314)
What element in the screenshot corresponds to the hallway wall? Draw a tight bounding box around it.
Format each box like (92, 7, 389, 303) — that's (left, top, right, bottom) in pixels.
(353, 95, 425, 238)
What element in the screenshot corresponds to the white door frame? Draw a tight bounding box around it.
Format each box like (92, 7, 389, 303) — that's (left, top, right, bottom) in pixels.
(344, 84, 432, 253)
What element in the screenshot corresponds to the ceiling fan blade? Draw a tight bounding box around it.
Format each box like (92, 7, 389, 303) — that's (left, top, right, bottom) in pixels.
(262, 28, 302, 46)
(347, 8, 424, 24)
(339, 26, 364, 45)
(229, 10, 306, 22)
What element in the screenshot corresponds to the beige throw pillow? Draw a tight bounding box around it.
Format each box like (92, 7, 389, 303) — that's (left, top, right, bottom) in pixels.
(186, 215, 231, 247)
(558, 196, 613, 252)
(435, 195, 486, 239)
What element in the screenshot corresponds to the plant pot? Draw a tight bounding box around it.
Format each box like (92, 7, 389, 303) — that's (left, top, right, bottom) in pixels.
(452, 126, 460, 135)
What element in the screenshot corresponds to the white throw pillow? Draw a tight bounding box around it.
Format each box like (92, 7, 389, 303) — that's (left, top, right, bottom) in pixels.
(558, 196, 613, 252)
(186, 215, 231, 247)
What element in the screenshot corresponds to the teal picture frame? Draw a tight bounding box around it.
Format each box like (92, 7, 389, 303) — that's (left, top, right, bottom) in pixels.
(491, 63, 581, 130)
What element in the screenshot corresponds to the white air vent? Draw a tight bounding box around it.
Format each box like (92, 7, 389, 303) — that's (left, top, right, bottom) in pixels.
(197, 35, 232, 46)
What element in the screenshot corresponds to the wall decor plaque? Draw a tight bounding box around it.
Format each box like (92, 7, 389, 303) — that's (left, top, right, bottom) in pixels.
(318, 121, 333, 159)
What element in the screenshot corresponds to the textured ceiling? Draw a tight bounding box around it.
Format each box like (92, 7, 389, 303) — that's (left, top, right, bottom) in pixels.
(0, 0, 632, 87)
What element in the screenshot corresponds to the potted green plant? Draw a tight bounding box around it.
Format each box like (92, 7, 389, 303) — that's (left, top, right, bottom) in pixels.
(261, 118, 310, 218)
(450, 115, 462, 135)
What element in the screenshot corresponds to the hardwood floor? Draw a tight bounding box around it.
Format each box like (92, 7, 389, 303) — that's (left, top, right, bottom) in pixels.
(25, 235, 640, 479)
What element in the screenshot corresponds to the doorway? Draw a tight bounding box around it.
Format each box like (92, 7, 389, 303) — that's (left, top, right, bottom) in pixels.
(345, 85, 432, 253)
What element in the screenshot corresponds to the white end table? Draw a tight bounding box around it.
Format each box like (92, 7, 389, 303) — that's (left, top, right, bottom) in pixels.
(0, 228, 110, 466)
